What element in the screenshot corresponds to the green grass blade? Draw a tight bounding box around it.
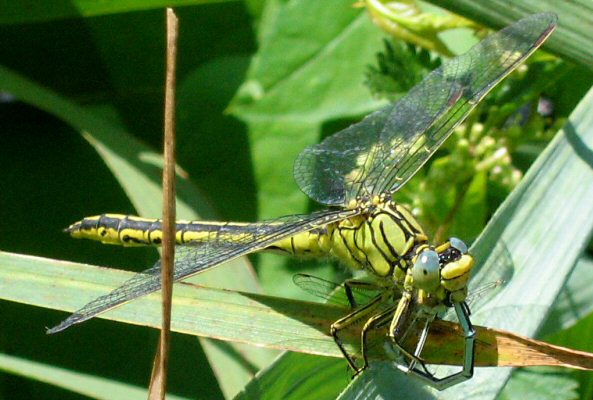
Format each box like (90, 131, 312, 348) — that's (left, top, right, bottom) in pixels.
(498, 368, 579, 400)
(429, 0, 593, 70)
(0, 251, 343, 357)
(0, 352, 190, 400)
(540, 255, 593, 336)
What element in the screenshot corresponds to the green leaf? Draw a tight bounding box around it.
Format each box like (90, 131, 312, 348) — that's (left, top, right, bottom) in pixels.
(236, 353, 346, 400)
(0, 353, 191, 400)
(0, 64, 271, 399)
(498, 368, 579, 400)
(0, 251, 343, 356)
(230, 0, 386, 216)
(0, 0, 235, 25)
(365, 38, 441, 101)
(544, 285, 593, 400)
(450, 171, 487, 241)
(540, 255, 593, 336)
(426, 0, 593, 71)
(229, 0, 386, 296)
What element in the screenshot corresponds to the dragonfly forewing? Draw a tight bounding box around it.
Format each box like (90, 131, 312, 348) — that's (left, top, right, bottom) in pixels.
(294, 13, 557, 207)
(48, 209, 358, 333)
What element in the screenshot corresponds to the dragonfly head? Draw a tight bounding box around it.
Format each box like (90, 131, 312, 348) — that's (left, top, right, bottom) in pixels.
(411, 237, 474, 305)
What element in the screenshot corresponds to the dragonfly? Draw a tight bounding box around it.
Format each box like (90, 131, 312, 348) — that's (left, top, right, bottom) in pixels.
(292, 255, 509, 387)
(48, 13, 557, 390)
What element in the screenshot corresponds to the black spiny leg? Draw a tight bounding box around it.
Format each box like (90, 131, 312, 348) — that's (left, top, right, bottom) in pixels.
(330, 291, 390, 373)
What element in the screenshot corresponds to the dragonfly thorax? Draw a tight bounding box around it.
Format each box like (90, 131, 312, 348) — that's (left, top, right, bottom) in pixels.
(328, 200, 428, 280)
(324, 199, 474, 306)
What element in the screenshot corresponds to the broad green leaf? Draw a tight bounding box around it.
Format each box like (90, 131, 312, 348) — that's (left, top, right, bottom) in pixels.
(0, 64, 271, 399)
(0, 251, 343, 358)
(498, 368, 579, 400)
(4, 250, 589, 369)
(0, 353, 190, 400)
(540, 255, 593, 336)
(231, 0, 386, 216)
(235, 353, 346, 400)
(229, 0, 386, 297)
(425, 0, 593, 70)
(0, 0, 235, 25)
(544, 292, 593, 400)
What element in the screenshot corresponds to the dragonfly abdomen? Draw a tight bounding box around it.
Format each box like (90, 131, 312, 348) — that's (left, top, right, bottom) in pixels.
(66, 214, 258, 247)
(66, 203, 428, 278)
(66, 214, 335, 258)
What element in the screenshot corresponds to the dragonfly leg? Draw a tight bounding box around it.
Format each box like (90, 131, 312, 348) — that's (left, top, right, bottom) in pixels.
(394, 301, 476, 390)
(387, 291, 424, 365)
(359, 303, 398, 371)
(403, 315, 433, 376)
(330, 292, 389, 373)
(343, 279, 385, 309)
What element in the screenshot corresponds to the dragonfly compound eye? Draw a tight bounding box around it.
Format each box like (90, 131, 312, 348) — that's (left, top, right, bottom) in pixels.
(412, 249, 440, 291)
(449, 237, 468, 254)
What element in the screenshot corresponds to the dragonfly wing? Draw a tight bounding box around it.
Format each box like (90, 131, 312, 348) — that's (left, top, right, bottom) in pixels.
(294, 13, 557, 206)
(292, 273, 351, 307)
(48, 209, 359, 333)
(293, 273, 390, 309)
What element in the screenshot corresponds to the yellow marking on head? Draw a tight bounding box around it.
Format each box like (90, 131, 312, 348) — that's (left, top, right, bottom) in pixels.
(441, 254, 474, 279)
(435, 241, 451, 253)
(441, 254, 474, 292)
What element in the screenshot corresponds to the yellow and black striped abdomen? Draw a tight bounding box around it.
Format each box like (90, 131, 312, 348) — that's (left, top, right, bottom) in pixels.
(66, 214, 253, 247)
(66, 214, 333, 258)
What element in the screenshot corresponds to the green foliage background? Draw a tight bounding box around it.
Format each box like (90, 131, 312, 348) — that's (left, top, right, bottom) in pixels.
(1, 1, 593, 399)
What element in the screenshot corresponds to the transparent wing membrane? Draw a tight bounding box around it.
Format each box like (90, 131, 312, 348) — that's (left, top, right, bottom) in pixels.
(48, 209, 358, 333)
(292, 273, 385, 308)
(294, 13, 557, 206)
